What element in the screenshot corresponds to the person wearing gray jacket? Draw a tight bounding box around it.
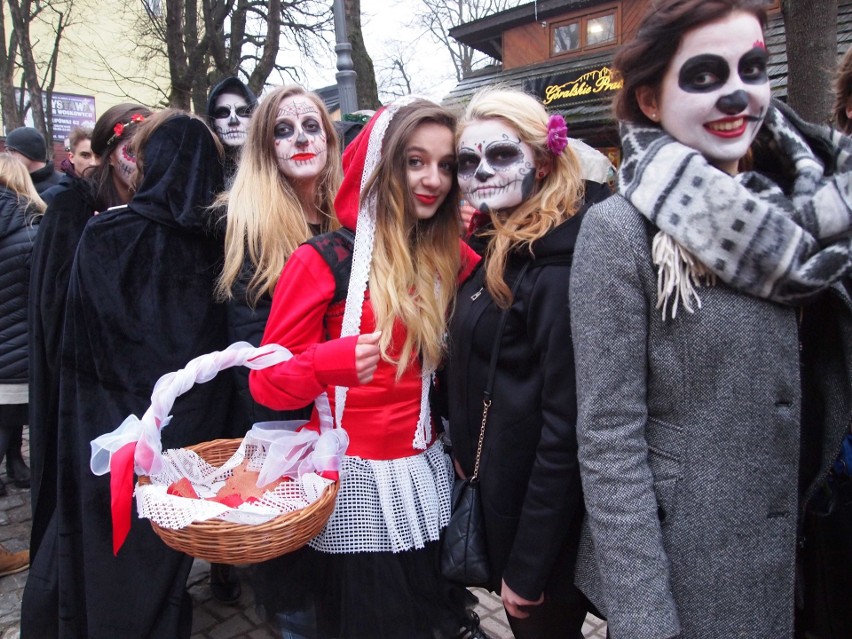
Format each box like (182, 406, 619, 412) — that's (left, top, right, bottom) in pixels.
(569, 1, 852, 638)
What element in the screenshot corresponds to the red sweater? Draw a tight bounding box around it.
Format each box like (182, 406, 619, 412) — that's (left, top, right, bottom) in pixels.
(250, 240, 478, 461)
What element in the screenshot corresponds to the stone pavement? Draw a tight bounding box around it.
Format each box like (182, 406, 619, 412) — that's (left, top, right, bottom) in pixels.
(1, 427, 607, 639)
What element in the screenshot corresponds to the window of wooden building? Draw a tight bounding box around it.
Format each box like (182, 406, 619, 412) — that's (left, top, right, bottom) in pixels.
(551, 6, 619, 57)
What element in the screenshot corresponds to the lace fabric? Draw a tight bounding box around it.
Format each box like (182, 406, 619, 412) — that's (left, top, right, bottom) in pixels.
(309, 441, 453, 553)
(136, 435, 334, 529)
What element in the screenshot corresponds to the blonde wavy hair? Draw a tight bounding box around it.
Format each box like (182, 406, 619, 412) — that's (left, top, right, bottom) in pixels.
(0, 152, 47, 216)
(459, 87, 585, 307)
(364, 101, 461, 377)
(216, 85, 342, 305)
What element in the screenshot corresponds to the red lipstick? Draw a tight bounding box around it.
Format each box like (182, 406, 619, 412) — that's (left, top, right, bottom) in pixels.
(415, 193, 438, 205)
(704, 116, 749, 138)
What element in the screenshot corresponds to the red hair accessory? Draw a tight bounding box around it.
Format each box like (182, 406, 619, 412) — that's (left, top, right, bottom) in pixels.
(108, 113, 147, 147)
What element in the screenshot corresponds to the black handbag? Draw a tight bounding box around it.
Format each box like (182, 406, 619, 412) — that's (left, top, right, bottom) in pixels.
(440, 262, 530, 587)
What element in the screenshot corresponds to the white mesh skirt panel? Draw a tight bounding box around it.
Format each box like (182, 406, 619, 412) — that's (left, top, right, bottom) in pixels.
(309, 441, 453, 554)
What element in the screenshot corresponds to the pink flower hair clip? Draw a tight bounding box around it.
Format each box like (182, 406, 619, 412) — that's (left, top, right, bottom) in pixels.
(546, 114, 569, 157)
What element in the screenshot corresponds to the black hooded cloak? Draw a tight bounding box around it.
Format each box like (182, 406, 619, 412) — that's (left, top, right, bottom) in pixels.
(205, 77, 258, 179)
(37, 115, 233, 639)
(22, 177, 97, 639)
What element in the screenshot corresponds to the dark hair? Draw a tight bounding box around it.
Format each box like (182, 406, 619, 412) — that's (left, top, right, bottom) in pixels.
(834, 46, 852, 134)
(613, 0, 770, 124)
(88, 103, 152, 210)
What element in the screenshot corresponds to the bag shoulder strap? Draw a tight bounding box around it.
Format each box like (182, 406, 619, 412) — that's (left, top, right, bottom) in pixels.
(304, 228, 356, 304)
(472, 260, 531, 480)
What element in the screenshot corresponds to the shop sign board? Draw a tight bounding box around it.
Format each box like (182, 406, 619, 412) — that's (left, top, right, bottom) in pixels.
(525, 64, 622, 109)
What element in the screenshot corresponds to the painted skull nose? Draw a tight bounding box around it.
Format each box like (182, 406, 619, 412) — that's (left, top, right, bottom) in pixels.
(716, 90, 749, 115)
(296, 131, 309, 146)
(474, 162, 495, 182)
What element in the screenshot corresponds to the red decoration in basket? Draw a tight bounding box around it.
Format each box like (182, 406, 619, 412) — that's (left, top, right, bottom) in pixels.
(166, 478, 200, 499)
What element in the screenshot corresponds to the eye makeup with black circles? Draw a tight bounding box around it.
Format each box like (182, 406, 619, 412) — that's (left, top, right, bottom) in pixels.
(457, 150, 480, 177)
(274, 122, 295, 140)
(678, 54, 730, 93)
(302, 118, 323, 135)
(485, 142, 524, 168)
(738, 47, 769, 84)
(212, 105, 252, 119)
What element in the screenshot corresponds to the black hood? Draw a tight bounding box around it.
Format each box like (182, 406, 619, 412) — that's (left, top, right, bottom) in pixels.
(205, 77, 258, 124)
(129, 114, 224, 232)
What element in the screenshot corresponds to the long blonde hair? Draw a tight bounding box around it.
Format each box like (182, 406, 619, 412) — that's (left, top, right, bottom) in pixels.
(0, 153, 47, 216)
(458, 87, 585, 307)
(217, 85, 342, 305)
(363, 101, 461, 377)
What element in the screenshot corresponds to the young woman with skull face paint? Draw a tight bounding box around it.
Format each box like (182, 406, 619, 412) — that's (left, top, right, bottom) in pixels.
(214, 86, 343, 622)
(444, 87, 600, 639)
(216, 86, 341, 431)
(568, 1, 852, 638)
(205, 76, 258, 180)
(248, 98, 481, 639)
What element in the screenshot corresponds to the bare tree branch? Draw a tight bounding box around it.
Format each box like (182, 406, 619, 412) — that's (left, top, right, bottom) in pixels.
(417, 0, 522, 82)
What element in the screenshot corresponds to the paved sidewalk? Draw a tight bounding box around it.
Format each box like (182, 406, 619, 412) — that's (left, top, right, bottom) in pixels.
(1, 427, 607, 639)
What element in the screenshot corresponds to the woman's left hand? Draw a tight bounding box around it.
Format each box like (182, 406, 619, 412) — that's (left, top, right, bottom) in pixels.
(501, 579, 544, 619)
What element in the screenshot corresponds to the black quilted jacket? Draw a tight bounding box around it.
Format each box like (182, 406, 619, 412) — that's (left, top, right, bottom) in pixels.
(0, 186, 39, 383)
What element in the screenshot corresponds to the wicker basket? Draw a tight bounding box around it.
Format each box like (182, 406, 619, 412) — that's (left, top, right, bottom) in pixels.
(138, 437, 339, 564)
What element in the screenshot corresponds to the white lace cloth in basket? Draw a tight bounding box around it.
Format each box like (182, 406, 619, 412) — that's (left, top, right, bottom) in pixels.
(136, 432, 335, 529)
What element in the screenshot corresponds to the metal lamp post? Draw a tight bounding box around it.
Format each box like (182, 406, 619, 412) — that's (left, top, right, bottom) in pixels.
(332, 0, 358, 115)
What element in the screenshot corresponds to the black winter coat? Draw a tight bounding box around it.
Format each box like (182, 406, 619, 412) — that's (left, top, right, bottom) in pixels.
(445, 207, 588, 602)
(0, 186, 38, 383)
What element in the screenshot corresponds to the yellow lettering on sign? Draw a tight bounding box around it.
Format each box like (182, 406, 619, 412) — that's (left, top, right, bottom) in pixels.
(542, 67, 623, 105)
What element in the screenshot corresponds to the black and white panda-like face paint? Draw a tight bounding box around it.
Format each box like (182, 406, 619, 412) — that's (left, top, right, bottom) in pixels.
(639, 10, 770, 175)
(212, 92, 252, 147)
(457, 119, 537, 214)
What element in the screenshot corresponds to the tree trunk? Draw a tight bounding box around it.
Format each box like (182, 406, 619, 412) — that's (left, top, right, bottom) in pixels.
(0, 11, 23, 131)
(782, 0, 838, 124)
(345, 0, 380, 110)
(165, 0, 192, 109)
(7, 0, 48, 137)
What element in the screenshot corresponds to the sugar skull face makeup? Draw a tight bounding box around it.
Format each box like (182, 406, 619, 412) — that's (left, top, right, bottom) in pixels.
(213, 92, 252, 147)
(646, 10, 770, 174)
(274, 96, 328, 181)
(457, 119, 536, 214)
(110, 140, 137, 192)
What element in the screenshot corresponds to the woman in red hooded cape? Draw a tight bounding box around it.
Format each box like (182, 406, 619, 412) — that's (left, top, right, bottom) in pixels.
(249, 98, 480, 638)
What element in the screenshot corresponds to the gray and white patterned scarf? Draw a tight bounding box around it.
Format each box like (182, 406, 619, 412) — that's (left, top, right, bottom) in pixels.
(619, 99, 852, 319)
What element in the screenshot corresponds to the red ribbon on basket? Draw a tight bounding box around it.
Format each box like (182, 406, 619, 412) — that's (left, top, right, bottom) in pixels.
(109, 441, 137, 555)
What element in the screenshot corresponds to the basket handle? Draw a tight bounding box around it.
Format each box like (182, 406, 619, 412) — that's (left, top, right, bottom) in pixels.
(91, 342, 298, 556)
(91, 341, 294, 478)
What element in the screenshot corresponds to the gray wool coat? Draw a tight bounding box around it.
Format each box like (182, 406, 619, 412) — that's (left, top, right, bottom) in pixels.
(569, 195, 852, 639)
